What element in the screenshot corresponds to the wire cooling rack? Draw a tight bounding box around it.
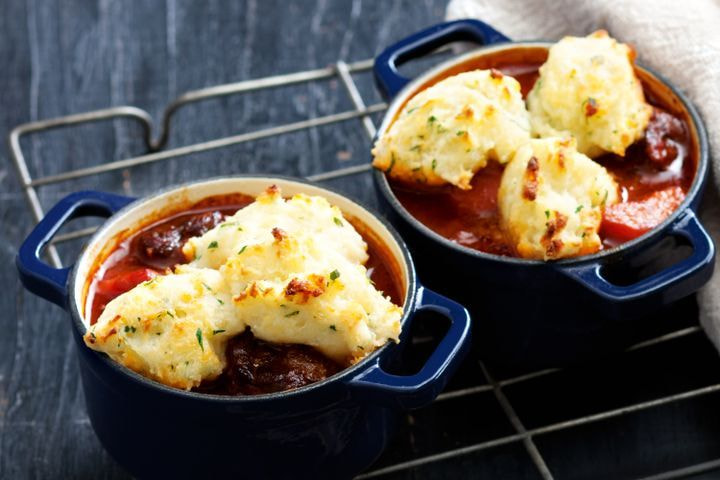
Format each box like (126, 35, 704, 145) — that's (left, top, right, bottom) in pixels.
(9, 55, 720, 480)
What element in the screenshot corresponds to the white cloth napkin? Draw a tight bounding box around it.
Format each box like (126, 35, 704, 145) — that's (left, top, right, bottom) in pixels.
(446, 0, 720, 348)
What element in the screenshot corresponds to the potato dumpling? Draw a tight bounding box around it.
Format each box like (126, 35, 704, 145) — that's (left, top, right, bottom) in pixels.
(372, 70, 531, 190)
(84, 267, 239, 390)
(498, 137, 619, 260)
(86, 186, 403, 388)
(527, 30, 652, 158)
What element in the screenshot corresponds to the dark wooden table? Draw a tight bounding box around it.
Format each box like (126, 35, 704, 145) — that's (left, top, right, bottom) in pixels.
(3, 2, 720, 479)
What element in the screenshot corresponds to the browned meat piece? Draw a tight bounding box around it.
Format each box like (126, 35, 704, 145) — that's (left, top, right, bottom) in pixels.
(138, 227, 183, 259)
(183, 211, 225, 237)
(644, 107, 686, 168)
(197, 329, 342, 395)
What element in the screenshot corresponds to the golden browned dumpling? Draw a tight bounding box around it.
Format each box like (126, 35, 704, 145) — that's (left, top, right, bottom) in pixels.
(527, 31, 652, 158)
(84, 267, 239, 390)
(85, 187, 403, 389)
(498, 137, 619, 260)
(372, 70, 531, 189)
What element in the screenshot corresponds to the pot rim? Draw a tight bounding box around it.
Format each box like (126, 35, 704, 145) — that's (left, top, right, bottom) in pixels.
(373, 40, 710, 267)
(68, 174, 418, 403)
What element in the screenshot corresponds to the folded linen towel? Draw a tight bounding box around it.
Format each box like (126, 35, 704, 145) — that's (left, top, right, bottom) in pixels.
(446, 0, 720, 348)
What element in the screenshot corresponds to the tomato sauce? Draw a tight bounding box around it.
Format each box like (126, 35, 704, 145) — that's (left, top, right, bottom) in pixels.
(390, 55, 696, 256)
(86, 193, 403, 395)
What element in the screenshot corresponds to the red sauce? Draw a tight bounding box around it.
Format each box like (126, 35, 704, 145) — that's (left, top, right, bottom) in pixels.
(390, 57, 696, 256)
(86, 193, 403, 395)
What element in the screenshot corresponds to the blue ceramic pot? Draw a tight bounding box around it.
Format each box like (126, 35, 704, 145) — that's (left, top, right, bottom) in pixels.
(16, 176, 471, 479)
(372, 20, 715, 369)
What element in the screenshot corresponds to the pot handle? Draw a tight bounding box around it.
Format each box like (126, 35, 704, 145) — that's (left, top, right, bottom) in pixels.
(373, 19, 510, 99)
(16, 191, 135, 309)
(561, 210, 715, 304)
(348, 286, 471, 410)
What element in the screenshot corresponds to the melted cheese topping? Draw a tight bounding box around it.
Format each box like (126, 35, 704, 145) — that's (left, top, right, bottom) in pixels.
(527, 30, 652, 158)
(84, 186, 403, 390)
(372, 70, 531, 189)
(498, 137, 619, 260)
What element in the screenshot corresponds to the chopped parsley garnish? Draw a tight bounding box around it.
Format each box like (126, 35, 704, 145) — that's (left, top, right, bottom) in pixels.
(575, 205, 584, 213)
(406, 107, 418, 115)
(220, 222, 237, 228)
(212, 329, 226, 335)
(456, 130, 466, 136)
(601, 190, 609, 206)
(124, 325, 137, 333)
(166, 311, 174, 318)
(329, 269, 340, 281)
(431, 158, 437, 171)
(428, 115, 437, 124)
(385, 154, 396, 174)
(237, 245, 247, 255)
(195, 328, 204, 352)
(333, 217, 343, 227)
(410, 145, 421, 151)
(202, 282, 213, 292)
(329, 325, 337, 331)
(216, 298, 224, 305)
(208, 241, 219, 250)
(285, 310, 300, 317)
(90, 331, 96, 339)
(544, 210, 550, 219)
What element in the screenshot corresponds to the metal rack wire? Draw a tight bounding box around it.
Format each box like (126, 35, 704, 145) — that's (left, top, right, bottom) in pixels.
(9, 55, 720, 480)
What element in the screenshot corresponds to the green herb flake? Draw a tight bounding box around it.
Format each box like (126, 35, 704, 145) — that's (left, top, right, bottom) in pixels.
(156, 332, 162, 336)
(220, 222, 237, 228)
(329, 325, 337, 331)
(208, 241, 219, 250)
(237, 245, 247, 255)
(212, 329, 226, 335)
(431, 158, 437, 171)
(410, 145, 421, 151)
(333, 217, 343, 227)
(386, 154, 396, 174)
(195, 328, 204, 352)
(202, 282, 213, 292)
(166, 311, 175, 318)
(285, 310, 300, 317)
(406, 107, 418, 115)
(90, 331, 96, 340)
(412, 166, 422, 172)
(456, 130, 466, 136)
(544, 210, 550, 219)
(357, 345, 365, 350)
(601, 190, 609, 207)
(575, 205, 584, 213)
(427, 115, 437, 124)
(124, 325, 137, 334)
(329, 269, 340, 281)
(216, 298, 224, 305)
(581, 232, 587, 238)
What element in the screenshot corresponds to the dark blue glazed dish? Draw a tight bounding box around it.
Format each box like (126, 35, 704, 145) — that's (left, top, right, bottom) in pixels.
(16, 176, 471, 479)
(372, 19, 715, 369)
